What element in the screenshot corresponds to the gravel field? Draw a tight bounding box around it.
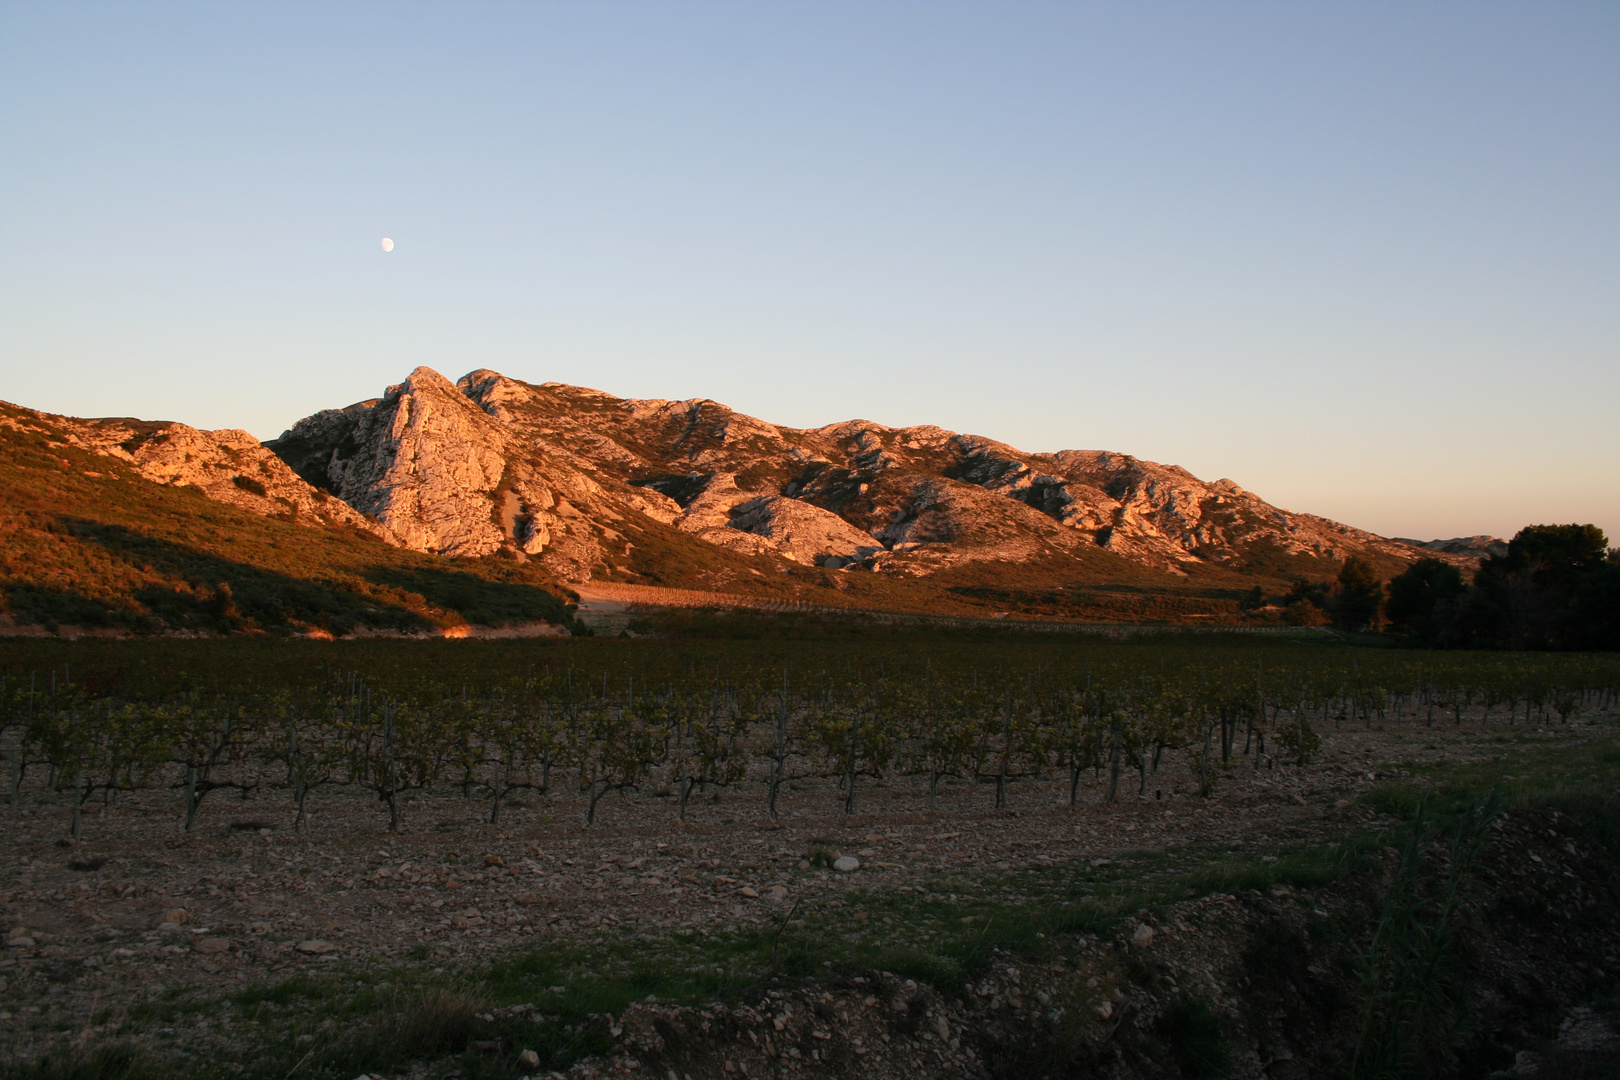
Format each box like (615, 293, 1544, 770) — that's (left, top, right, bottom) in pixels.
(2, 711, 1614, 1078)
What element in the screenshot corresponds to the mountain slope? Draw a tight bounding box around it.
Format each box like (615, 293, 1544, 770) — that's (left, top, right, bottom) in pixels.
(0, 401, 576, 636)
(1, 368, 1482, 632)
(268, 367, 1457, 591)
(55, 411, 399, 543)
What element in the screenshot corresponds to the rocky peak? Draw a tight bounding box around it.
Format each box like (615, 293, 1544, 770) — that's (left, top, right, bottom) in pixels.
(455, 368, 536, 420)
(253, 366, 1480, 586)
(287, 366, 515, 557)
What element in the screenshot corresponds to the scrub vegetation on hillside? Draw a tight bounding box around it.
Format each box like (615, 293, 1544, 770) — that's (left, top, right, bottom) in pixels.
(0, 409, 577, 636)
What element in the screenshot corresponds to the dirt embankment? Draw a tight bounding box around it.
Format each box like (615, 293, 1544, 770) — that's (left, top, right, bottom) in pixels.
(562, 807, 1620, 1080)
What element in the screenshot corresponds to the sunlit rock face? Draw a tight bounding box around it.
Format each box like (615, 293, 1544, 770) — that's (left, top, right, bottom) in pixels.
(42, 412, 398, 542)
(270, 367, 618, 580)
(319, 367, 511, 556)
(258, 365, 1462, 583)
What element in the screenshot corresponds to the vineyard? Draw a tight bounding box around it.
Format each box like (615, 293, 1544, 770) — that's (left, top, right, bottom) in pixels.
(3, 637, 1616, 840)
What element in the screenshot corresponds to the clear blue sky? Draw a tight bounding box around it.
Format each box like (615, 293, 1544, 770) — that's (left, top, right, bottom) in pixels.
(3, 2, 1616, 543)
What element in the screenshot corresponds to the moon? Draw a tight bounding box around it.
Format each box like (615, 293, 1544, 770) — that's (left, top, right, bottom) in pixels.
(380, 237, 394, 252)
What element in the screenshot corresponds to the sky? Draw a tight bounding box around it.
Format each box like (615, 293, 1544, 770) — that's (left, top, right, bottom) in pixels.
(2, 3, 1616, 544)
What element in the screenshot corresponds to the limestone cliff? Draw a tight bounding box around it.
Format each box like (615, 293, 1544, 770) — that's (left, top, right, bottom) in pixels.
(265, 366, 1471, 584)
(270, 368, 653, 580)
(4, 367, 1476, 597)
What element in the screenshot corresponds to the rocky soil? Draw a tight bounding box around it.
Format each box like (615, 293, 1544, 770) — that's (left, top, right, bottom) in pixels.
(2, 714, 1615, 1078)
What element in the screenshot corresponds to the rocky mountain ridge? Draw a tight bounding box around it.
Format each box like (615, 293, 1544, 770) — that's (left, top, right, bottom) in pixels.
(264, 366, 1471, 586)
(3, 368, 1486, 613)
(2, 407, 396, 543)
(1392, 535, 1509, 561)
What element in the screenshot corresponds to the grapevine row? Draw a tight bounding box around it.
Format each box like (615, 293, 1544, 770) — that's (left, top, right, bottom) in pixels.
(2, 645, 1615, 838)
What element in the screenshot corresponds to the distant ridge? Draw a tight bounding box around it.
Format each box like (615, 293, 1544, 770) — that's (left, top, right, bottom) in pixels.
(0, 370, 1493, 631)
(266, 366, 1477, 586)
(1392, 536, 1509, 561)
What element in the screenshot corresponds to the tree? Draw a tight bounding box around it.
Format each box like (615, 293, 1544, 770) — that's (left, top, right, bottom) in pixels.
(1283, 598, 1330, 626)
(1332, 557, 1384, 632)
(1443, 524, 1617, 649)
(760, 676, 801, 819)
(1572, 558, 1620, 650)
(1498, 524, 1608, 576)
(1386, 558, 1465, 643)
(1286, 579, 1332, 609)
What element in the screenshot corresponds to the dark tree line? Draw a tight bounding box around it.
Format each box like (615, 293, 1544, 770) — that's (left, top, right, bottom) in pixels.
(1282, 556, 1386, 633)
(1285, 524, 1620, 650)
(1389, 524, 1620, 650)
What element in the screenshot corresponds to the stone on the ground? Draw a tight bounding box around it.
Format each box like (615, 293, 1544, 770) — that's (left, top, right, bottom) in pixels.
(296, 940, 337, 955)
(163, 908, 188, 925)
(1131, 924, 1154, 948)
(195, 938, 232, 955)
(832, 856, 860, 873)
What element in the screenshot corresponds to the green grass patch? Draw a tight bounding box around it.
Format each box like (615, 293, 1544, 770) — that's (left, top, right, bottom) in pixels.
(1364, 736, 1620, 827)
